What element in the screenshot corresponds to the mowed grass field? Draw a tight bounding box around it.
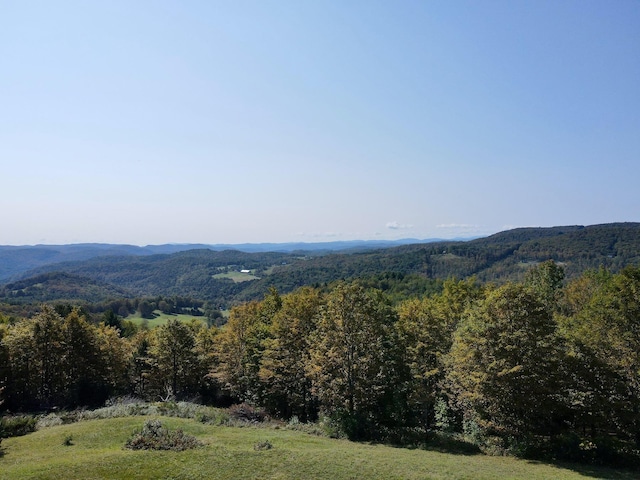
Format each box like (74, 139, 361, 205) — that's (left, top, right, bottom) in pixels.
(0, 416, 634, 480)
(126, 311, 208, 328)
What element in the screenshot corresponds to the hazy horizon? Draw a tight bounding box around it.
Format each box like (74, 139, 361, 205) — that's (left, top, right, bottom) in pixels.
(2, 1, 638, 246)
(2, 233, 485, 248)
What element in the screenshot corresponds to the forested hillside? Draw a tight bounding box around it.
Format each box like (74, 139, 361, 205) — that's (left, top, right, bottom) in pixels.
(2, 223, 638, 307)
(2, 262, 640, 468)
(0, 239, 433, 282)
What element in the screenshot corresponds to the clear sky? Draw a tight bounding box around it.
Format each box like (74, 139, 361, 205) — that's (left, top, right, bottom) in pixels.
(1, 1, 639, 246)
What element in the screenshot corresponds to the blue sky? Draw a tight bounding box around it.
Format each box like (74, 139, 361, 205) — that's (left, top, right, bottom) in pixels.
(1, 1, 639, 245)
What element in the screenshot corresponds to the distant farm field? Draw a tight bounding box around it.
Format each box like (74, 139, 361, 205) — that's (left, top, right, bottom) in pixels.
(126, 310, 208, 328)
(212, 271, 260, 282)
(0, 416, 634, 480)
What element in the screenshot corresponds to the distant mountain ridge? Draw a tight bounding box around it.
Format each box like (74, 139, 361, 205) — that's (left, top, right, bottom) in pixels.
(1, 223, 639, 307)
(0, 238, 457, 282)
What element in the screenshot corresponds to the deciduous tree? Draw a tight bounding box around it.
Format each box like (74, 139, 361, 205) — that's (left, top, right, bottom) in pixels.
(308, 282, 405, 439)
(446, 283, 565, 439)
(260, 287, 322, 420)
(149, 319, 201, 399)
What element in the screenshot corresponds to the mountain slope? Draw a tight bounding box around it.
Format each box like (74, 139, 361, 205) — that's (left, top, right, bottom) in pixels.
(0, 239, 447, 282)
(0, 271, 134, 304)
(2, 223, 639, 306)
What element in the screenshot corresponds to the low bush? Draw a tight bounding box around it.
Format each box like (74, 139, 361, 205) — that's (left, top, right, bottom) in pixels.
(1, 415, 38, 437)
(36, 413, 64, 429)
(228, 403, 266, 423)
(125, 419, 203, 451)
(254, 439, 273, 451)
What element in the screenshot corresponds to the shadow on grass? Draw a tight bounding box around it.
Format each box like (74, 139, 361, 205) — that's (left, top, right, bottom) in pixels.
(525, 459, 639, 480)
(378, 431, 482, 456)
(378, 431, 638, 478)
(418, 433, 482, 456)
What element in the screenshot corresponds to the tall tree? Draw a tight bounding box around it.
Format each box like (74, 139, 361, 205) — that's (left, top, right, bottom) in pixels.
(559, 267, 640, 442)
(62, 308, 102, 406)
(31, 306, 67, 407)
(212, 290, 281, 403)
(524, 260, 565, 313)
(397, 278, 482, 431)
(446, 283, 565, 439)
(211, 301, 266, 403)
(260, 287, 323, 420)
(94, 323, 132, 399)
(0, 323, 9, 411)
(2, 320, 37, 410)
(149, 319, 201, 399)
(308, 282, 405, 439)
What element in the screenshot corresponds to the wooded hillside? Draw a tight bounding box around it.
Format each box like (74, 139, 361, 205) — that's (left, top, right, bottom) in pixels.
(1, 223, 638, 307)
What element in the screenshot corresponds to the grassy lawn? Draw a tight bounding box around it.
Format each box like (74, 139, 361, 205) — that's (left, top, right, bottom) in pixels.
(126, 311, 208, 328)
(1, 416, 635, 480)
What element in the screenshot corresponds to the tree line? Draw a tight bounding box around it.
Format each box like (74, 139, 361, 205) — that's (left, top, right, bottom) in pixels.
(1, 262, 640, 464)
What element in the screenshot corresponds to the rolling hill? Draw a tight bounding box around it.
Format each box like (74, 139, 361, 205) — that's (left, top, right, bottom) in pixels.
(1, 223, 639, 307)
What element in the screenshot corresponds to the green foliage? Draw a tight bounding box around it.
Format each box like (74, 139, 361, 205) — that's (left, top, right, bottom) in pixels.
(260, 287, 322, 420)
(0, 415, 37, 438)
(558, 266, 640, 442)
(1, 307, 131, 410)
(148, 319, 202, 400)
(125, 419, 202, 451)
(4, 223, 639, 308)
(308, 282, 406, 440)
(228, 402, 267, 423)
(397, 278, 481, 431)
(0, 272, 133, 305)
(102, 309, 121, 330)
(212, 298, 274, 403)
(4, 255, 640, 468)
(524, 260, 565, 312)
(137, 300, 154, 319)
(446, 283, 565, 439)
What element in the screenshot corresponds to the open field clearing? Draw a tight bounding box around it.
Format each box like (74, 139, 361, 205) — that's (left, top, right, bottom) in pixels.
(213, 271, 261, 282)
(126, 311, 207, 328)
(0, 416, 634, 480)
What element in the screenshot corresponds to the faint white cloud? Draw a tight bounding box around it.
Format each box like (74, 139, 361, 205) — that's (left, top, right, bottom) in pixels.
(436, 223, 478, 229)
(386, 221, 413, 230)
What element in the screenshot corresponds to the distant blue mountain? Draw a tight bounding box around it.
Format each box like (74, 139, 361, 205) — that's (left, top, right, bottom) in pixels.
(0, 238, 459, 281)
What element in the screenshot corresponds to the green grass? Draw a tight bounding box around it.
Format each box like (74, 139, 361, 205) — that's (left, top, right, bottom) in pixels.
(212, 271, 260, 283)
(1, 416, 634, 480)
(126, 311, 207, 328)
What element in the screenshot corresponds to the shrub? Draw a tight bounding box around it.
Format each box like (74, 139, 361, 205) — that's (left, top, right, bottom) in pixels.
(36, 413, 64, 429)
(228, 403, 266, 423)
(125, 419, 202, 451)
(196, 408, 231, 426)
(1, 415, 38, 437)
(316, 413, 347, 439)
(254, 440, 273, 451)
